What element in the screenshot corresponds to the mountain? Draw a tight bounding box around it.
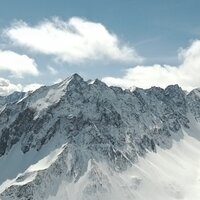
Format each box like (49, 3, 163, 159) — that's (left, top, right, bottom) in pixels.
(0, 74, 200, 200)
(0, 91, 26, 111)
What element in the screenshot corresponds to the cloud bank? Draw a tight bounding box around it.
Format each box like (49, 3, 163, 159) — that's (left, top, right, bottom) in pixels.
(5, 17, 142, 64)
(0, 78, 22, 96)
(3, 16, 200, 93)
(0, 78, 42, 96)
(0, 50, 39, 77)
(103, 40, 200, 91)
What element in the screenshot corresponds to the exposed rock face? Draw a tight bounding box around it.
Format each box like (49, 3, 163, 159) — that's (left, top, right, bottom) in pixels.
(0, 74, 200, 200)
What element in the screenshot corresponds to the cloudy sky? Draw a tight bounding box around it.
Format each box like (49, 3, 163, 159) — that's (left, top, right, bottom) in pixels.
(0, 0, 200, 95)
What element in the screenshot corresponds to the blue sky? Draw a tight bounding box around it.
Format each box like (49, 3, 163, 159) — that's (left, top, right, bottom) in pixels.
(0, 0, 200, 94)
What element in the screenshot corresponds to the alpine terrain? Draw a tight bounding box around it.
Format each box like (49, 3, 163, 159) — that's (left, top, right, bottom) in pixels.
(0, 74, 200, 200)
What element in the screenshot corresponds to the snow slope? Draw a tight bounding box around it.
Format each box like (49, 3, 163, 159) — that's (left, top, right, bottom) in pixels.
(47, 125, 200, 200)
(1, 127, 200, 200)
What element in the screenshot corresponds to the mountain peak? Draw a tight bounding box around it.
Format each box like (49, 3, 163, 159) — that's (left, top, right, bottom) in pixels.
(165, 84, 183, 93)
(71, 73, 83, 81)
(59, 73, 83, 86)
(93, 78, 108, 88)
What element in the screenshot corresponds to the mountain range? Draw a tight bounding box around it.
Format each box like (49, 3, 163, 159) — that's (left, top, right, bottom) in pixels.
(0, 74, 200, 200)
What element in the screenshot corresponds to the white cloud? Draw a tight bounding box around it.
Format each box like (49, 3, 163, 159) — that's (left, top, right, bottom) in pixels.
(48, 66, 58, 75)
(0, 50, 39, 77)
(0, 78, 22, 96)
(0, 78, 42, 96)
(102, 40, 200, 91)
(5, 17, 143, 63)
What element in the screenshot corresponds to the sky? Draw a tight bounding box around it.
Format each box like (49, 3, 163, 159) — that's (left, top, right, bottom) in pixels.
(1, 0, 200, 95)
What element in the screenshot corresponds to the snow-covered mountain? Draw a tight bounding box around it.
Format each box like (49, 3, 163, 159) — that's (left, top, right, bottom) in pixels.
(0, 92, 26, 112)
(0, 74, 200, 200)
